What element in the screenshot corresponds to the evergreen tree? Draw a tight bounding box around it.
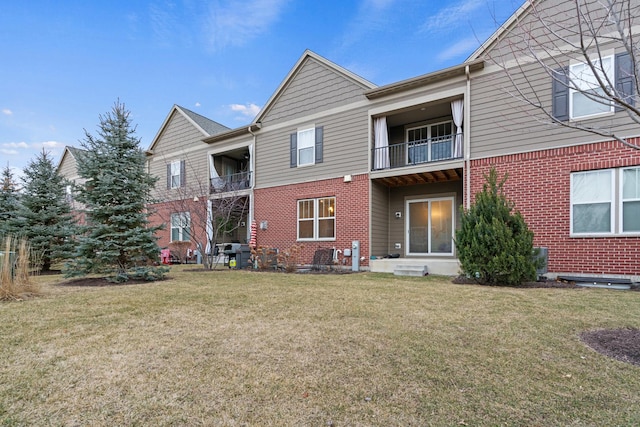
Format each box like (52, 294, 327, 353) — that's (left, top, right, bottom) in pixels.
(0, 164, 20, 237)
(66, 101, 164, 282)
(455, 168, 540, 286)
(15, 150, 76, 271)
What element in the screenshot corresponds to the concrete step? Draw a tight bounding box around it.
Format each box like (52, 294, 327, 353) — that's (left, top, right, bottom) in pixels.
(393, 265, 428, 277)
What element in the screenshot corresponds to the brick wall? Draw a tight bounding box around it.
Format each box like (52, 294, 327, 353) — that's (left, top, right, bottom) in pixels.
(254, 173, 370, 267)
(471, 138, 640, 276)
(148, 199, 207, 252)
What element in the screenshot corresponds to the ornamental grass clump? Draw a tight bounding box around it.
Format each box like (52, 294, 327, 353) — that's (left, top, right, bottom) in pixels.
(455, 168, 541, 286)
(0, 236, 40, 300)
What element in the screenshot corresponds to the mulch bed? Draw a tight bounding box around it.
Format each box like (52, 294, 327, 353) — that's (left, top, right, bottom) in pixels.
(581, 329, 640, 367)
(57, 277, 166, 287)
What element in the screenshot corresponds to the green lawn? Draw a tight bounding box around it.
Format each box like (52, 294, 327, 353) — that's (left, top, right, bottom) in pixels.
(1, 267, 639, 426)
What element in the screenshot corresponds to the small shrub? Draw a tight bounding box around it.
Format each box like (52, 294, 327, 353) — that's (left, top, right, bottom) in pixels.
(277, 244, 304, 273)
(106, 266, 170, 283)
(250, 247, 279, 271)
(455, 168, 538, 286)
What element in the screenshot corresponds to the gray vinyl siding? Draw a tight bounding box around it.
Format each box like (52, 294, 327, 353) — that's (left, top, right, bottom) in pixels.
(57, 154, 78, 180)
(470, 53, 639, 159)
(370, 181, 389, 257)
(256, 105, 370, 188)
(261, 58, 369, 126)
(147, 112, 210, 199)
(388, 181, 463, 257)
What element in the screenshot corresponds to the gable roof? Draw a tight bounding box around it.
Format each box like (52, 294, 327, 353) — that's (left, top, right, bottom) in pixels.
(253, 50, 377, 124)
(466, 0, 531, 62)
(55, 145, 86, 175)
(146, 105, 230, 152)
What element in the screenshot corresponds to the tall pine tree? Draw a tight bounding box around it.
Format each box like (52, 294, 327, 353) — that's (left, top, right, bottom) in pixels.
(0, 164, 20, 237)
(15, 150, 76, 271)
(66, 101, 163, 282)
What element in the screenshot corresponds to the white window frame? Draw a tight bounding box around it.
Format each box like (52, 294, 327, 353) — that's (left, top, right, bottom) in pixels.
(405, 120, 453, 164)
(569, 55, 615, 120)
(170, 160, 181, 189)
(570, 170, 614, 236)
(297, 197, 335, 241)
(170, 212, 191, 242)
(297, 127, 315, 167)
(405, 196, 455, 256)
(620, 166, 640, 234)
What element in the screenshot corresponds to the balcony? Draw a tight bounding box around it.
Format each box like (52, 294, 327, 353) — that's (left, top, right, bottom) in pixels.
(372, 133, 462, 171)
(210, 171, 252, 194)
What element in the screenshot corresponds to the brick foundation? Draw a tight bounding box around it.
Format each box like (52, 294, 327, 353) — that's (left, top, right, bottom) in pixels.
(471, 139, 640, 276)
(254, 174, 370, 267)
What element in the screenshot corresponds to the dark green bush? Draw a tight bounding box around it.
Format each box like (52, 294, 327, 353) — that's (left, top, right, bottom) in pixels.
(455, 168, 540, 286)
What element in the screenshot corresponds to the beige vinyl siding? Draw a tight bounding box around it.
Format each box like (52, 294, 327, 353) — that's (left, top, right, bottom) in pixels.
(470, 54, 638, 159)
(388, 181, 463, 257)
(57, 154, 78, 180)
(262, 58, 368, 126)
(370, 181, 389, 257)
(256, 105, 370, 188)
(147, 112, 210, 200)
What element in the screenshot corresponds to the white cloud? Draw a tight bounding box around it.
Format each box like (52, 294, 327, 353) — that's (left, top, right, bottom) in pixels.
(0, 149, 18, 155)
(40, 140, 62, 149)
(436, 36, 481, 62)
(204, 0, 289, 51)
(2, 108, 12, 115)
(195, 102, 201, 107)
(421, 0, 484, 33)
(2, 142, 29, 149)
(230, 103, 261, 118)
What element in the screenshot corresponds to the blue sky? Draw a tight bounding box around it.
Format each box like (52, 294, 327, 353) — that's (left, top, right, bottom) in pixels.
(0, 0, 521, 178)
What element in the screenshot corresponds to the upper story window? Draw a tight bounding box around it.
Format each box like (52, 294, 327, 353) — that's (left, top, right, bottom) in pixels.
(290, 126, 323, 168)
(570, 166, 640, 235)
(167, 160, 185, 189)
(298, 197, 335, 240)
(406, 120, 453, 164)
(570, 55, 614, 119)
(553, 52, 635, 121)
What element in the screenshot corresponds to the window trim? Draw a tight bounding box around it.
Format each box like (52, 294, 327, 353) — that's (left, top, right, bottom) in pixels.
(570, 170, 614, 236)
(297, 197, 336, 241)
(620, 166, 640, 235)
(569, 54, 615, 120)
(170, 212, 191, 242)
(297, 127, 316, 167)
(170, 160, 182, 189)
(405, 196, 455, 257)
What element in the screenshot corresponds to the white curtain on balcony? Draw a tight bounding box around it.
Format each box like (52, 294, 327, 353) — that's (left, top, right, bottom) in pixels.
(209, 154, 224, 190)
(451, 99, 463, 158)
(374, 116, 390, 169)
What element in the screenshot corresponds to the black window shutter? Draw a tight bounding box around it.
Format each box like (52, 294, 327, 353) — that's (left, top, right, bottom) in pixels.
(315, 126, 323, 164)
(615, 52, 635, 111)
(180, 160, 186, 187)
(290, 133, 297, 168)
(552, 67, 569, 121)
(167, 164, 171, 189)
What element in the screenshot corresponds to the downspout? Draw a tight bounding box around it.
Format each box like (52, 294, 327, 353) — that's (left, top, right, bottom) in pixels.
(247, 124, 258, 237)
(465, 64, 471, 210)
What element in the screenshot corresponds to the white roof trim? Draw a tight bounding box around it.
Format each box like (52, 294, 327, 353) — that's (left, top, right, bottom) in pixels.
(146, 105, 210, 152)
(466, 0, 532, 62)
(254, 49, 377, 123)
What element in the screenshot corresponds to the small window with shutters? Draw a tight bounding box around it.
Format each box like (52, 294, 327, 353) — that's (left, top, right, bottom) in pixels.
(290, 126, 323, 168)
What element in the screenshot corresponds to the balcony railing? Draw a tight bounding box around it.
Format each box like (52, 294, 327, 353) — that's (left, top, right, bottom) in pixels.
(372, 133, 462, 171)
(210, 171, 252, 193)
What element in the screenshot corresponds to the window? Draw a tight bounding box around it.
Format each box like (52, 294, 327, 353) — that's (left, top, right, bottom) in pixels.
(571, 170, 613, 234)
(298, 197, 335, 240)
(553, 53, 635, 121)
(171, 212, 191, 241)
(406, 121, 453, 164)
(570, 55, 614, 119)
(570, 167, 640, 235)
(290, 126, 323, 168)
(406, 197, 454, 255)
(167, 160, 185, 189)
(622, 167, 640, 232)
(298, 128, 315, 166)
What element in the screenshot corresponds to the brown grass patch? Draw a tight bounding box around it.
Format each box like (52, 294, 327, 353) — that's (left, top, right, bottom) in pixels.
(1, 266, 639, 425)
